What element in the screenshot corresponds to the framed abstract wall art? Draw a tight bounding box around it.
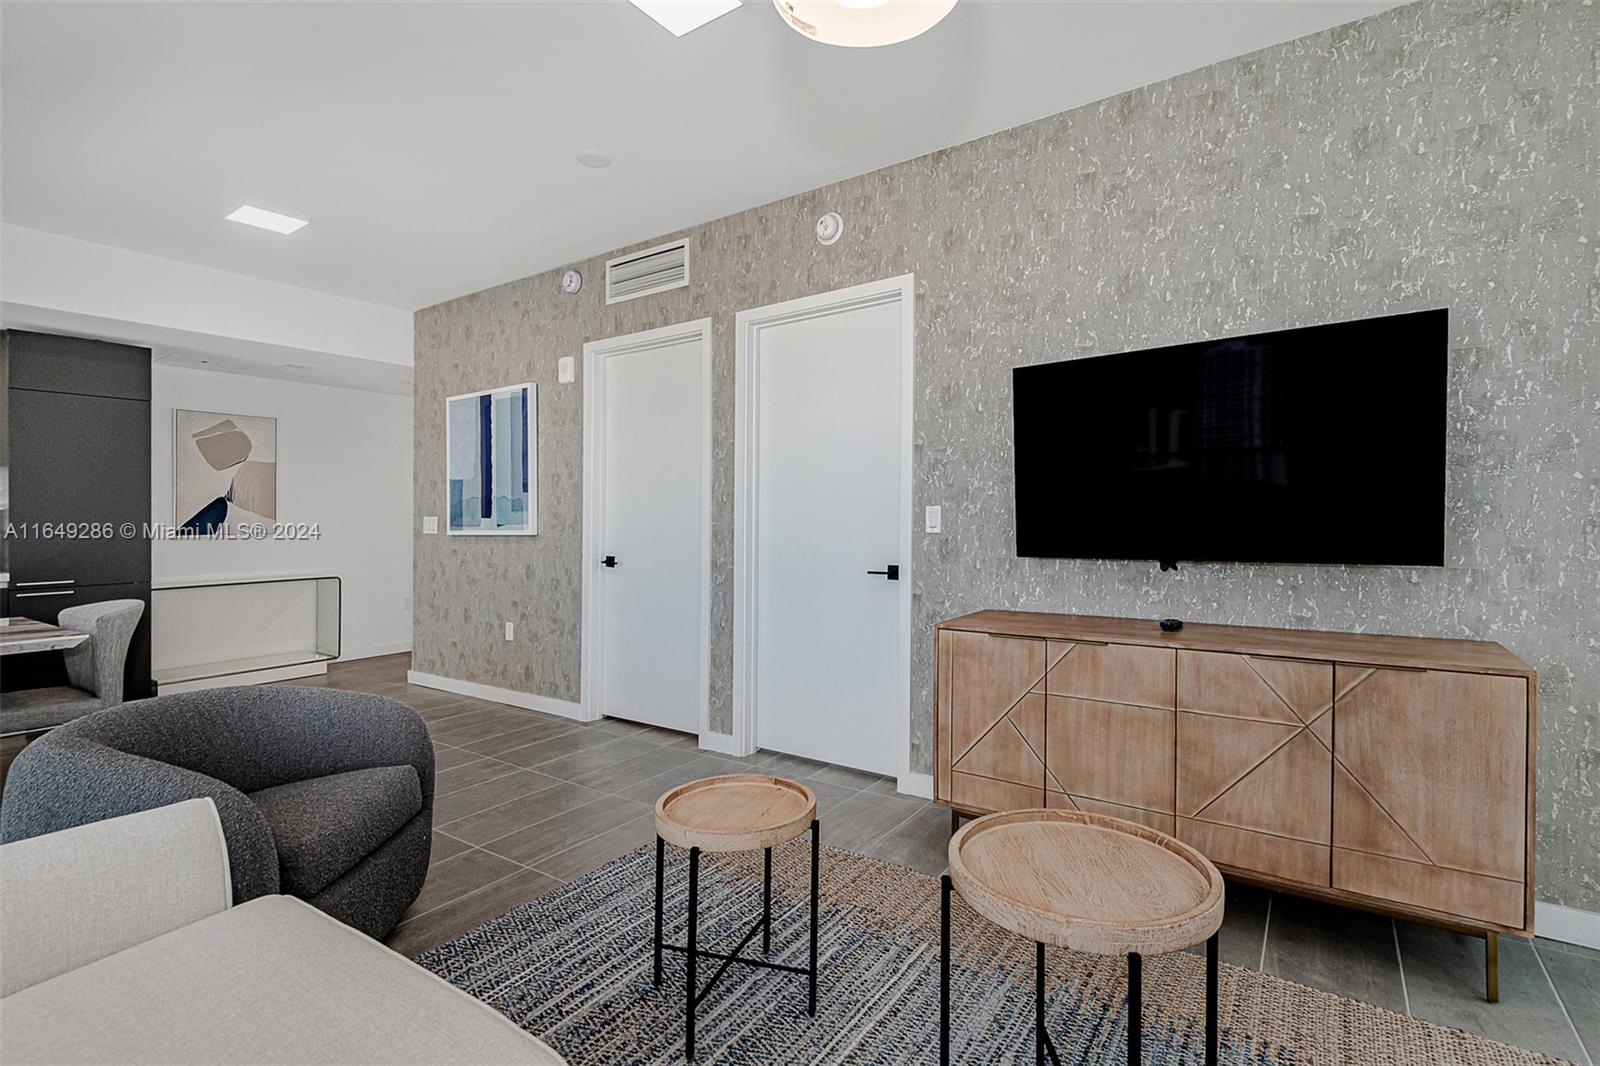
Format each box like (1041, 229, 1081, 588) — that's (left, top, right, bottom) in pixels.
(446, 382, 536, 535)
(174, 409, 278, 535)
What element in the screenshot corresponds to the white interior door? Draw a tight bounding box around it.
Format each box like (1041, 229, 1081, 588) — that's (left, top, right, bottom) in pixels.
(588, 325, 709, 734)
(747, 291, 907, 774)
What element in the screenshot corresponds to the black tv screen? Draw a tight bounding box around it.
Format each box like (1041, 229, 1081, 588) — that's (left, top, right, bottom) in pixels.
(1012, 309, 1447, 567)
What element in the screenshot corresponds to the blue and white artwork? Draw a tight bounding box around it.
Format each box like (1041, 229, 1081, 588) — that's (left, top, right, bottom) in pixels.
(446, 383, 536, 535)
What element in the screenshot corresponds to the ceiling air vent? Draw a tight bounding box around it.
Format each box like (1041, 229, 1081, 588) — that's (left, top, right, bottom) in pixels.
(605, 239, 690, 304)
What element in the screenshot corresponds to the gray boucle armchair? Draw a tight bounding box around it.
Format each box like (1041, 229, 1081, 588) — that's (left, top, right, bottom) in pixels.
(0, 687, 433, 939)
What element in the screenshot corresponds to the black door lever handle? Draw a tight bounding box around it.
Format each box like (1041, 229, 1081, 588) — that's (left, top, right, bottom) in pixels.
(602, 555, 617, 568)
(866, 564, 899, 581)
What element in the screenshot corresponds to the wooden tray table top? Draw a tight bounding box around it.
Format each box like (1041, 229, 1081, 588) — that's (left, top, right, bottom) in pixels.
(948, 809, 1225, 956)
(655, 774, 817, 853)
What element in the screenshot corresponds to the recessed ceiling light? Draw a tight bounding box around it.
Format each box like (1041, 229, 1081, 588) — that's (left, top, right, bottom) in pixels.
(576, 149, 612, 169)
(225, 204, 310, 235)
(279, 362, 316, 371)
(629, 0, 740, 37)
(774, 0, 957, 47)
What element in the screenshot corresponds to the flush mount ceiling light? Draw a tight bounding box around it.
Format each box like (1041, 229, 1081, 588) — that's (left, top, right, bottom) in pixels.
(225, 204, 309, 234)
(629, 0, 741, 37)
(773, 0, 956, 47)
(576, 149, 612, 169)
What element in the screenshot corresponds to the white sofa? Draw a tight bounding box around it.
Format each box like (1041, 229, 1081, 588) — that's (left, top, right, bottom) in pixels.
(0, 799, 564, 1065)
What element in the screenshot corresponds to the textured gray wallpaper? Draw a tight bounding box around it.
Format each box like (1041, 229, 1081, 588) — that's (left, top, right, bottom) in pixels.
(415, 0, 1598, 909)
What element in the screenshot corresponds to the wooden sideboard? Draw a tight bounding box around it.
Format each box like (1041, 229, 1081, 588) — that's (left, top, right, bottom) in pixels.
(933, 611, 1536, 1000)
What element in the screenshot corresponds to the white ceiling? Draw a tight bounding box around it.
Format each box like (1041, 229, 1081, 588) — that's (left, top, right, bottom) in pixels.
(2, 1, 1401, 312)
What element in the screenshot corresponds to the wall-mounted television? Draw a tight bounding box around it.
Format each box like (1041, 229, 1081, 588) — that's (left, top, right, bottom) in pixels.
(1012, 309, 1447, 568)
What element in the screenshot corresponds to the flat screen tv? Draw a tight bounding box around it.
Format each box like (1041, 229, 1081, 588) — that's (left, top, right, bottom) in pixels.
(1012, 309, 1447, 567)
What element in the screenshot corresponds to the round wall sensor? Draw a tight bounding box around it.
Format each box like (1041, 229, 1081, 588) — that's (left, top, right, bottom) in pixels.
(561, 269, 583, 294)
(816, 211, 843, 245)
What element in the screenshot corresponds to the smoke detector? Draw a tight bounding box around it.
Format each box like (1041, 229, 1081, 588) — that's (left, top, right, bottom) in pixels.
(561, 270, 583, 295)
(816, 212, 843, 245)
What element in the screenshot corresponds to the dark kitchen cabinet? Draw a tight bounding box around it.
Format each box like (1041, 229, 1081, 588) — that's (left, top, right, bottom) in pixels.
(6, 331, 151, 401)
(3, 331, 153, 701)
(7, 388, 151, 585)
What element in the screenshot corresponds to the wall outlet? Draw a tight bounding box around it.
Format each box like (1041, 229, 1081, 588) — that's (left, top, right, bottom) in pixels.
(558, 356, 575, 384)
(403, 596, 412, 612)
(925, 505, 943, 534)
(504, 621, 515, 641)
(422, 515, 438, 534)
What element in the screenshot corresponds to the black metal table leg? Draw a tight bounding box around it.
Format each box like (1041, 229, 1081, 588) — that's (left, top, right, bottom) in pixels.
(763, 847, 773, 956)
(656, 821, 824, 1060)
(940, 874, 951, 1066)
(686, 846, 700, 1061)
(1035, 942, 1046, 1066)
(942, 886, 1211, 1066)
(654, 836, 666, 987)
(808, 819, 820, 1017)
(1205, 931, 1219, 1066)
(1127, 952, 1142, 1066)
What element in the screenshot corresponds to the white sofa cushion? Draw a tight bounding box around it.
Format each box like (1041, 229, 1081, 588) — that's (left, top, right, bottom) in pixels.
(0, 895, 563, 1065)
(0, 798, 232, 996)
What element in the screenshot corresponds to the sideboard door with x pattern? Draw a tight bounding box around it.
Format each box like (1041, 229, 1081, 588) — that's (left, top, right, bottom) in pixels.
(935, 629, 1047, 813)
(1331, 665, 1528, 929)
(1176, 650, 1333, 886)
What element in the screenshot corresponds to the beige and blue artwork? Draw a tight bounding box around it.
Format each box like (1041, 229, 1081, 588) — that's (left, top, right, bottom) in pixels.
(447, 383, 536, 535)
(174, 410, 278, 534)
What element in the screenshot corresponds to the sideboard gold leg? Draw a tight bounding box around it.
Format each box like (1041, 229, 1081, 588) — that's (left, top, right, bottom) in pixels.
(1485, 932, 1499, 1003)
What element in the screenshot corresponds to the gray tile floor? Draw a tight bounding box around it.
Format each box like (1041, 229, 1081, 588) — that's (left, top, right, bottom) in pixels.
(295, 655, 1598, 1064)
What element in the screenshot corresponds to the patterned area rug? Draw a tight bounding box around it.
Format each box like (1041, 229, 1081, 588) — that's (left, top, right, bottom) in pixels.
(417, 842, 1569, 1065)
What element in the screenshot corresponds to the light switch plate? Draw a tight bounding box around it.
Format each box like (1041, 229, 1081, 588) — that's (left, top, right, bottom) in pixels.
(925, 505, 943, 533)
(504, 621, 515, 641)
(422, 515, 438, 534)
(558, 356, 575, 384)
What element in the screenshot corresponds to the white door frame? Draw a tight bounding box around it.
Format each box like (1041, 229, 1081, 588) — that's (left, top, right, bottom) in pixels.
(580, 318, 713, 737)
(732, 274, 916, 785)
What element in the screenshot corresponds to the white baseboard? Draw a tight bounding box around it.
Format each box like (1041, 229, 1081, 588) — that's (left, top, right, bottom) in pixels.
(406, 670, 584, 721)
(158, 661, 327, 693)
(1536, 901, 1600, 949)
(337, 641, 412, 662)
(697, 731, 740, 755)
(897, 772, 934, 799)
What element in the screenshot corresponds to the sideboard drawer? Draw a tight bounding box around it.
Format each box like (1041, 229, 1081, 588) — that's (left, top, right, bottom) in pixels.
(1333, 849, 1524, 929)
(950, 771, 1042, 814)
(1050, 792, 1173, 835)
(1046, 641, 1173, 708)
(1180, 818, 1329, 887)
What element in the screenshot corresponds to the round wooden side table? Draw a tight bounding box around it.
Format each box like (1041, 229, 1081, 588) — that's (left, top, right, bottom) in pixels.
(653, 774, 820, 1062)
(941, 809, 1225, 1066)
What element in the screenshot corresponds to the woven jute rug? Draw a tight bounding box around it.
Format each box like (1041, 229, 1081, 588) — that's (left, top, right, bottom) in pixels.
(416, 841, 1569, 1065)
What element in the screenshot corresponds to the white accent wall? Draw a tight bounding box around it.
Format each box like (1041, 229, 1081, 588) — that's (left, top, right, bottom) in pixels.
(152, 365, 413, 662)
